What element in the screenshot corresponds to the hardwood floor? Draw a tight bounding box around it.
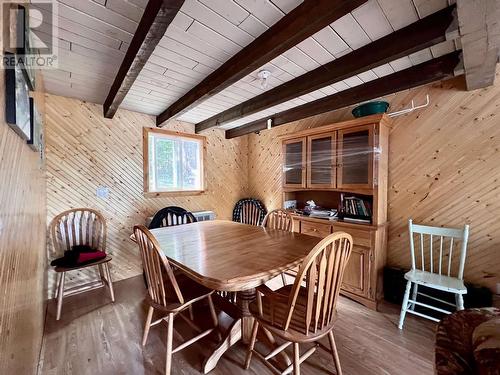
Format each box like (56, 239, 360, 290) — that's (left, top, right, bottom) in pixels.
(38, 275, 436, 375)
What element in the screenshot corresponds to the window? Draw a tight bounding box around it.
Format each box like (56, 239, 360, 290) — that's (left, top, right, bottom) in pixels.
(143, 128, 205, 194)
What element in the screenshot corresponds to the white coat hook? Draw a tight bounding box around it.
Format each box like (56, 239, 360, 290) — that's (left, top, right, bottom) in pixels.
(388, 94, 430, 117)
(266, 118, 273, 130)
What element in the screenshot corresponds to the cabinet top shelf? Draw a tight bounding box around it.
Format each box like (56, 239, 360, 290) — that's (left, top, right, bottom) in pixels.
(283, 187, 375, 195)
(290, 213, 381, 230)
(280, 113, 392, 141)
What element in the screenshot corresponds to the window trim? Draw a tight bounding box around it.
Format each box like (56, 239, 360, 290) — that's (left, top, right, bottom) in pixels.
(143, 127, 206, 196)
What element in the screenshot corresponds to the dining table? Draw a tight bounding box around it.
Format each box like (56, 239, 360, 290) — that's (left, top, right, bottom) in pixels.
(141, 219, 322, 373)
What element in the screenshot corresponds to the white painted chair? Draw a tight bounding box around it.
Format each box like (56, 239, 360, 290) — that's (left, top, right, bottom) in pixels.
(398, 219, 470, 329)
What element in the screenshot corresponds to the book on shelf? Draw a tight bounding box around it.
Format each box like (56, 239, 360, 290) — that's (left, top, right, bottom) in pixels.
(339, 193, 372, 222)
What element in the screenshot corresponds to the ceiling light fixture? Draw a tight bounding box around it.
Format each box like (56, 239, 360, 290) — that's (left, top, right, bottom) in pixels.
(257, 70, 272, 89)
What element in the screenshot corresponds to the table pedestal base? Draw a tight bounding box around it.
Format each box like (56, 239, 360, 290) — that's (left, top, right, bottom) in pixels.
(203, 289, 291, 373)
(238, 289, 256, 343)
(203, 318, 242, 374)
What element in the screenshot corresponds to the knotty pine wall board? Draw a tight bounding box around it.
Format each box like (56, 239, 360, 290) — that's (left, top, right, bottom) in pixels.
(45, 72, 500, 293)
(0, 72, 47, 373)
(45, 94, 248, 294)
(247, 73, 500, 292)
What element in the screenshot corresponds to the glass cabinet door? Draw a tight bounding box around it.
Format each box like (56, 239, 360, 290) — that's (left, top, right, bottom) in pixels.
(283, 138, 306, 188)
(337, 125, 374, 189)
(307, 133, 336, 188)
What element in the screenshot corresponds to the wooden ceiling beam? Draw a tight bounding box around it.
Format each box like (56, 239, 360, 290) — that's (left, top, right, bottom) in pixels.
(197, 5, 457, 133)
(156, 0, 367, 126)
(225, 51, 462, 139)
(456, 0, 500, 90)
(103, 0, 184, 119)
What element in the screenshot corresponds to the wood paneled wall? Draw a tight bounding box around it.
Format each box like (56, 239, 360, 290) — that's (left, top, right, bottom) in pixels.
(0, 76, 47, 371)
(45, 73, 500, 293)
(45, 95, 248, 293)
(247, 73, 500, 292)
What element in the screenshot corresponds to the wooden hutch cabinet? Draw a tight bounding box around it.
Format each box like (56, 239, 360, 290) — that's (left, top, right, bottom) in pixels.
(281, 114, 391, 310)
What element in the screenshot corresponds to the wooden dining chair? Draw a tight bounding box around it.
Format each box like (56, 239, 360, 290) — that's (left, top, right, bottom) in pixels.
(262, 209, 294, 286)
(149, 206, 197, 229)
(50, 208, 114, 320)
(262, 209, 293, 231)
(245, 232, 353, 375)
(134, 225, 219, 375)
(233, 198, 267, 226)
(398, 219, 470, 329)
(147, 206, 198, 294)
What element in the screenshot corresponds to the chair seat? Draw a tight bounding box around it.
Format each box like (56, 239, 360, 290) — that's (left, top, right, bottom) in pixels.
(147, 272, 213, 313)
(404, 269, 467, 294)
(53, 255, 112, 272)
(249, 285, 335, 343)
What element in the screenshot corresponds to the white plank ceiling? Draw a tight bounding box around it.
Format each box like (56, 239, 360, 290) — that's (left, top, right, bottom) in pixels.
(37, 0, 457, 130)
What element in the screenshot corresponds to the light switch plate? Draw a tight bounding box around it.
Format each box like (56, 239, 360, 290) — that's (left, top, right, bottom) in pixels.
(96, 186, 109, 199)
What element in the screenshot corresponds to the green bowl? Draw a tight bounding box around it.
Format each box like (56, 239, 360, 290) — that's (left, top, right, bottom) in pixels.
(352, 101, 389, 118)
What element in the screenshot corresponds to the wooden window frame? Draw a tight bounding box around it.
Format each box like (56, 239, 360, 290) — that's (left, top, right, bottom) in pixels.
(143, 127, 206, 197)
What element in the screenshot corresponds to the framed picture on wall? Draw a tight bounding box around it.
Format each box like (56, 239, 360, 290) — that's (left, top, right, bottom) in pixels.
(5, 4, 36, 90)
(16, 4, 36, 90)
(28, 97, 44, 156)
(5, 55, 32, 141)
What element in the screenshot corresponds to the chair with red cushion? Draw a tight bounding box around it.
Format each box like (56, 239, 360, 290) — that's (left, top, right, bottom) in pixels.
(49, 208, 114, 320)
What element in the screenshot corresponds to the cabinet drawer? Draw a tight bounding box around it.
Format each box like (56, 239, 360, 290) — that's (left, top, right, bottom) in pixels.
(332, 226, 372, 248)
(300, 221, 331, 238)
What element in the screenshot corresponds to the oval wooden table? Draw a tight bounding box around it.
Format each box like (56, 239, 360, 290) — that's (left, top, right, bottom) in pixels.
(145, 220, 322, 373)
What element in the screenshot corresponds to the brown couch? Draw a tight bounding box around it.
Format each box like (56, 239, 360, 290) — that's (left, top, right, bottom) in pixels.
(435, 307, 500, 375)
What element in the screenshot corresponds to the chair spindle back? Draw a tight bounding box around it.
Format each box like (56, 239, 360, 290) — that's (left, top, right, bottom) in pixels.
(262, 209, 292, 231)
(134, 225, 184, 306)
(285, 232, 353, 335)
(149, 206, 197, 229)
(50, 208, 106, 257)
(240, 201, 262, 226)
(233, 199, 266, 226)
(408, 219, 470, 279)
